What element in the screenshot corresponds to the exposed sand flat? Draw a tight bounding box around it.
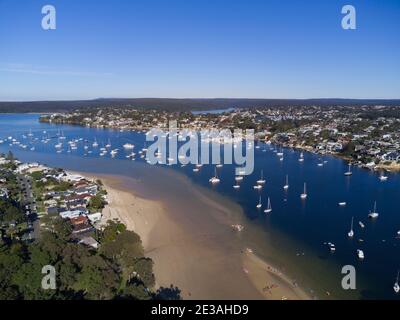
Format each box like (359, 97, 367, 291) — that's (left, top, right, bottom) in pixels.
(78, 171, 312, 300)
(242, 251, 311, 300)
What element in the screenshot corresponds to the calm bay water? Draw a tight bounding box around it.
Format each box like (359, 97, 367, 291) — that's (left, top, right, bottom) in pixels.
(1, 113, 399, 300)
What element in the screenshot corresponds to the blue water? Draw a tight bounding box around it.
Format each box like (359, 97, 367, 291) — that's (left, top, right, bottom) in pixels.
(1, 113, 399, 300)
(192, 108, 235, 115)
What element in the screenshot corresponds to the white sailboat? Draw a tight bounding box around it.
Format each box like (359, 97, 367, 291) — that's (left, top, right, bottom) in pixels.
(233, 183, 240, 189)
(264, 197, 272, 213)
(209, 167, 220, 184)
(394, 271, 400, 293)
(55, 140, 62, 149)
(283, 175, 289, 190)
(256, 170, 266, 184)
(298, 152, 304, 162)
(92, 138, 99, 147)
(344, 164, 352, 176)
(357, 249, 365, 260)
(253, 184, 262, 190)
(348, 217, 354, 238)
(256, 196, 262, 209)
(123, 143, 135, 150)
(379, 172, 388, 181)
(300, 183, 307, 199)
(368, 201, 379, 219)
(359, 221, 365, 229)
(105, 139, 112, 148)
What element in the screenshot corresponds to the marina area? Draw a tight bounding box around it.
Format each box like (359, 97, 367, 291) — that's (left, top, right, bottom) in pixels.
(1, 113, 400, 299)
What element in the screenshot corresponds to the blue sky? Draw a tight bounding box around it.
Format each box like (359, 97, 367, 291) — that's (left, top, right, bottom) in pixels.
(0, 0, 399, 101)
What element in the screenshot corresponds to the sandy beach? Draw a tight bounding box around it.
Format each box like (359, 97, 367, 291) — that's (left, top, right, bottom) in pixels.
(80, 171, 312, 300)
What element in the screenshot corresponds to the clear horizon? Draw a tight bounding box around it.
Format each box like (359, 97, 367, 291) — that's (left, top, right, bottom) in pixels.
(1, 0, 399, 101)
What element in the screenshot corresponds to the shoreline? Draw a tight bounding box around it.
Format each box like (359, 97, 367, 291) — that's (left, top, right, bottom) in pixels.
(41, 116, 399, 173)
(76, 170, 313, 300)
(271, 142, 400, 173)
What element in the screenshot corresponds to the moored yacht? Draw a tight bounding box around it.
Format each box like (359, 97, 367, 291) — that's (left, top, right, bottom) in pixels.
(344, 164, 352, 176)
(348, 217, 354, 238)
(328, 242, 336, 253)
(253, 184, 262, 190)
(256, 196, 262, 209)
(256, 170, 266, 185)
(264, 197, 272, 213)
(123, 143, 135, 150)
(283, 175, 289, 190)
(300, 183, 307, 199)
(394, 271, 400, 294)
(209, 167, 220, 184)
(379, 172, 388, 181)
(368, 201, 379, 219)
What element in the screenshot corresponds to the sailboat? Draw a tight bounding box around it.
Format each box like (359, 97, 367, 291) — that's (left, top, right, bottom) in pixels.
(264, 197, 272, 213)
(123, 143, 135, 150)
(92, 138, 99, 147)
(256, 170, 266, 184)
(277, 147, 283, 157)
(379, 171, 388, 181)
(283, 175, 289, 190)
(298, 152, 304, 162)
(368, 201, 379, 219)
(344, 164, 352, 176)
(357, 249, 365, 260)
(55, 139, 62, 149)
(300, 183, 307, 199)
(233, 183, 240, 189)
(394, 271, 400, 293)
(209, 167, 220, 184)
(348, 217, 354, 238)
(256, 196, 262, 209)
(105, 139, 112, 148)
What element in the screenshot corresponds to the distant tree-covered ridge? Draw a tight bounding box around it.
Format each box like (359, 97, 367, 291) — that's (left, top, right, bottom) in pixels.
(1, 98, 400, 113)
